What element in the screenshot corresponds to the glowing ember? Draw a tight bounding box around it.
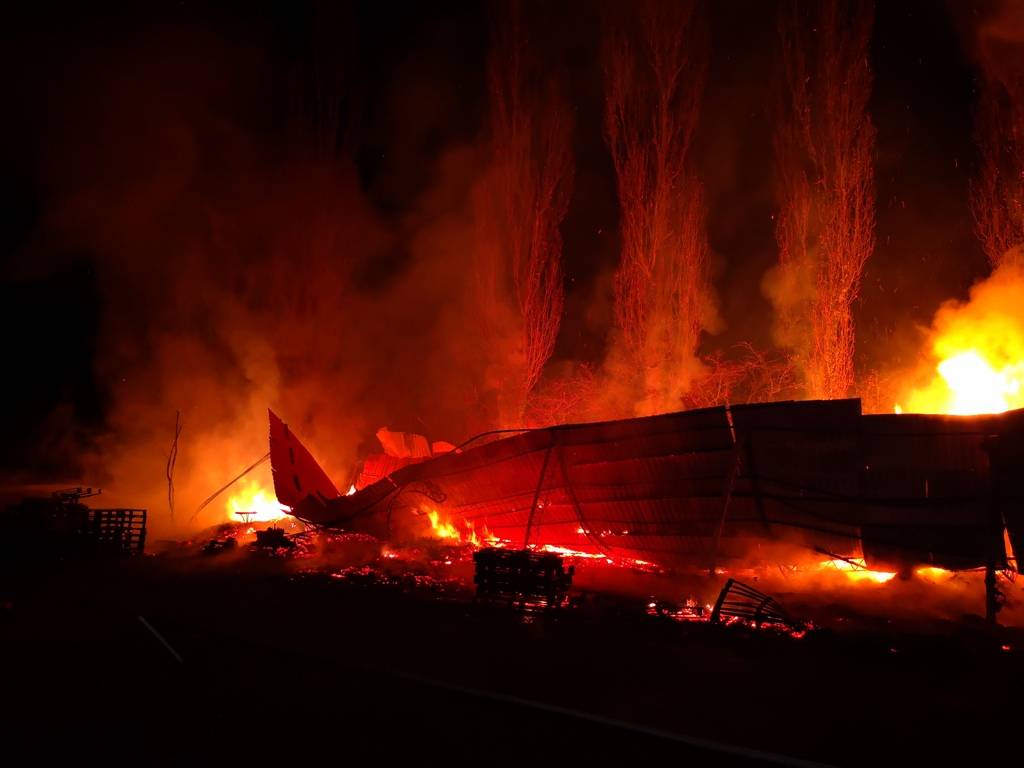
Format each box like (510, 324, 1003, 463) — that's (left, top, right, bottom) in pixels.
(226, 480, 289, 523)
(819, 557, 896, 584)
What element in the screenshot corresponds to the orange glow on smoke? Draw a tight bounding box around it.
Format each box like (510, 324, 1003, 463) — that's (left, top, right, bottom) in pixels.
(914, 566, 955, 582)
(226, 480, 289, 523)
(819, 557, 896, 584)
(894, 264, 1024, 416)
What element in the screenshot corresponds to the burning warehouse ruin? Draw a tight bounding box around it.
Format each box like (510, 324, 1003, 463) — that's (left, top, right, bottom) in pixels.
(274, 400, 1024, 576)
(272, 399, 1024, 620)
(7, 0, 1024, 764)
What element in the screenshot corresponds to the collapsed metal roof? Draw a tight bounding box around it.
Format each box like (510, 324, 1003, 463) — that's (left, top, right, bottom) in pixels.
(271, 399, 1024, 571)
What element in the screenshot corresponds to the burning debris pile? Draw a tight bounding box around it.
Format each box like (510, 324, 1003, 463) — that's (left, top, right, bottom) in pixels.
(243, 397, 1024, 625)
(708, 578, 810, 637)
(644, 579, 813, 640)
(12, 389, 1020, 634)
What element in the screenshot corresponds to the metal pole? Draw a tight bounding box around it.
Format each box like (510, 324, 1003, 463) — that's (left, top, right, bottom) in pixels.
(983, 435, 1004, 626)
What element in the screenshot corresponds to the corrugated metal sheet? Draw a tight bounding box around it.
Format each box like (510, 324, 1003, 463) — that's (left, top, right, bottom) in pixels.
(859, 412, 1002, 569)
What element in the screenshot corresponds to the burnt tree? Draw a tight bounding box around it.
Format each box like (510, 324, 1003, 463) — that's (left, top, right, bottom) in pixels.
(602, 0, 711, 415)
(773, 0, 876, 400)
(474, 0, 574, 427)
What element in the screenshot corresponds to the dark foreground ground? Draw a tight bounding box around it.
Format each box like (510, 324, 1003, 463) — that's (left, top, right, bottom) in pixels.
(2, 552, 1021, 767)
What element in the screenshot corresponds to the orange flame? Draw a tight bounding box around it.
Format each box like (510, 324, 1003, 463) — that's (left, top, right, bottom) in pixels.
(423, 507, 493, 548)
(226, 480, 289, 523)
(895, 264, 1024, 415)
(819, 557, 896, 584)
(426, 509, 461, 540)
(899, 350, 1024, 416)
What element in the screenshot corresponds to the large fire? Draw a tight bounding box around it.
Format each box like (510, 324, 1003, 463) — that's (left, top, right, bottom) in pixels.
(895, 263, 1024, 416)
(227, 480, 289, 523)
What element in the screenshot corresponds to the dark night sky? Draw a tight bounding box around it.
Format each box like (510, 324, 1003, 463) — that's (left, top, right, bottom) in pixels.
(0, 1, 994, 480)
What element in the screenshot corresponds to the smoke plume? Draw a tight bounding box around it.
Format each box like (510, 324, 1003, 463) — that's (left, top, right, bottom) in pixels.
(12, 14, 498, 538)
